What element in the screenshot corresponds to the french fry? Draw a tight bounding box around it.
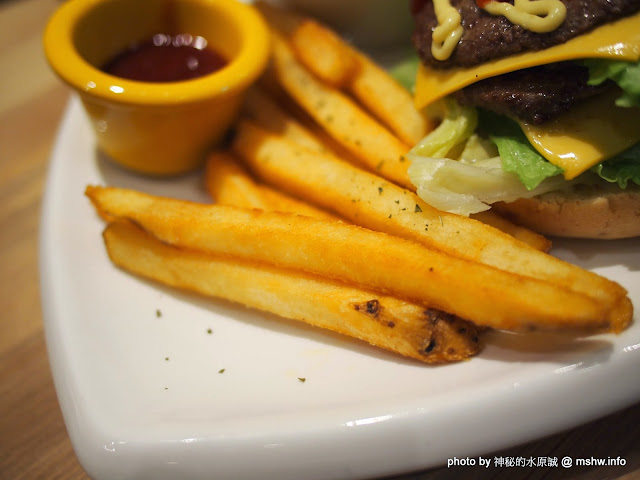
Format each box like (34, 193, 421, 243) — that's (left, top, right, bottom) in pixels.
(204, 150, 268, 208)
(86, 185, 617, 333)
(244, 84, 364, 167)
(256, 1, 433, 146)
(204, 150, 341, 221)
(471, 210, 551, 252)
(242, 87, 329, 154)
(103, 220, 482, 363)
(266, 29, 414, 189)
(230, 119, 632, 332)
(255, 2, 358, 88)
(290, 19, 359, 88)
(345, 46, 434, 146)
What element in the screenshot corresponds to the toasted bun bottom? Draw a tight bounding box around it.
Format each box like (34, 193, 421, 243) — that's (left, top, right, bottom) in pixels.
(492, 183, 640, 239)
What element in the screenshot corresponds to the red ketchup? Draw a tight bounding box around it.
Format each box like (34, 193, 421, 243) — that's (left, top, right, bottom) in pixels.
(102, 33, 227, 82)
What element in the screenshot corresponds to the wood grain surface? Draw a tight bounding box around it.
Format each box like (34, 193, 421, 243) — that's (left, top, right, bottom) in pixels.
(1, 0, 638, 478)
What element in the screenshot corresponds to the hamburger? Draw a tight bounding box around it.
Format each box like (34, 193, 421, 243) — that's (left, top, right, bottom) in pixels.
(405, 0, 640, 239)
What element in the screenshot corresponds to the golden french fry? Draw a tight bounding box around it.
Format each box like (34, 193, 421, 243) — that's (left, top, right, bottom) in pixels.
(345, 47, 434, 146)
(255, 184, 343, 220)
(230, 119, 632, 332)
(290, 19, 359, 88)
(86, 185, 618, 333)
(205, 150, 340, 221)
(256, 2, 358, 88)
(243, 90, 362, 165)
(204, 150, 268, 208)
(257, 1, 433, 146)
(266, 29, 414, 189)
(103, 220, 482, 363)
(471, 210, 551, 252)
(242, 87, 330, 153)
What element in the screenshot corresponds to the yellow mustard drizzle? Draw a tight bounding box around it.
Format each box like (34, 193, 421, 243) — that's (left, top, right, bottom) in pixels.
(431, 0, 464, 61)
(430, 0, 568, 61)
(482, 0, 567, 33)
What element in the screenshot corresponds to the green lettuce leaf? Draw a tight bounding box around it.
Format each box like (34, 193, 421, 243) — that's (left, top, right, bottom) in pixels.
(582, 59, 640, 108)
(478, 110, 564, 190)
(407, 103, 566, 215)
(591, 142, 640, 188)
(410, 97, 478, 158)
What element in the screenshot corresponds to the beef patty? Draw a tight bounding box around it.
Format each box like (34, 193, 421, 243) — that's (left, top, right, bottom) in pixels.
(454, 63, 612, 125)
(412, 0, 640, 69)
(412, 0, 639, 124)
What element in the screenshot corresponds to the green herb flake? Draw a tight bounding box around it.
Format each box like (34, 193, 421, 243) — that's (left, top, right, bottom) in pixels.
(207, 328, 213, 335)
(298, 377, 306, 383)
(218, 368, 226, 374)
(415, 204, 423, 213)
(156, 309, 162, 318)
(378, 187, 384, 195)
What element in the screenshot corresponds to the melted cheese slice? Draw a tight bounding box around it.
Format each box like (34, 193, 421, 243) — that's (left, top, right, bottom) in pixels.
(520, 91, 640, 179)
(415, 12, 640, 110)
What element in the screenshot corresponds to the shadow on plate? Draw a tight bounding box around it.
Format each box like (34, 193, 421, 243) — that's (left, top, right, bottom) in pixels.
(121, 268, 436, 368)
(480, 329, 614, 366)
(550, 236, 640, 272)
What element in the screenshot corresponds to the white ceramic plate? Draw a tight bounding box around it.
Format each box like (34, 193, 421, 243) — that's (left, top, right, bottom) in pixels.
(40, 96, 640, 480)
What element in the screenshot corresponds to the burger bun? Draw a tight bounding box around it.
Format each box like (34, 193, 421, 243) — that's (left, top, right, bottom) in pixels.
(492, 183, 640, 240)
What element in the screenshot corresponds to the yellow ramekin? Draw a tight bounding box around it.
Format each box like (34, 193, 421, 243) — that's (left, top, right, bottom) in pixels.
(44, 0, 270, 176)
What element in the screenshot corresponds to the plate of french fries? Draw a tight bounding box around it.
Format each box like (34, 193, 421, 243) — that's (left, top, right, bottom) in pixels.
(40, 3, 640, 479)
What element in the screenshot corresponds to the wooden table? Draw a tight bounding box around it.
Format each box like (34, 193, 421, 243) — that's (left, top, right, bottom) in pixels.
(1, 0, 638, 478)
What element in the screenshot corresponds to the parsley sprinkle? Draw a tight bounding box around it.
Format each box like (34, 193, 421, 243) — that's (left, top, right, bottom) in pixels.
(298, 377, 306, 383)
(415, 204, 422, 213)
